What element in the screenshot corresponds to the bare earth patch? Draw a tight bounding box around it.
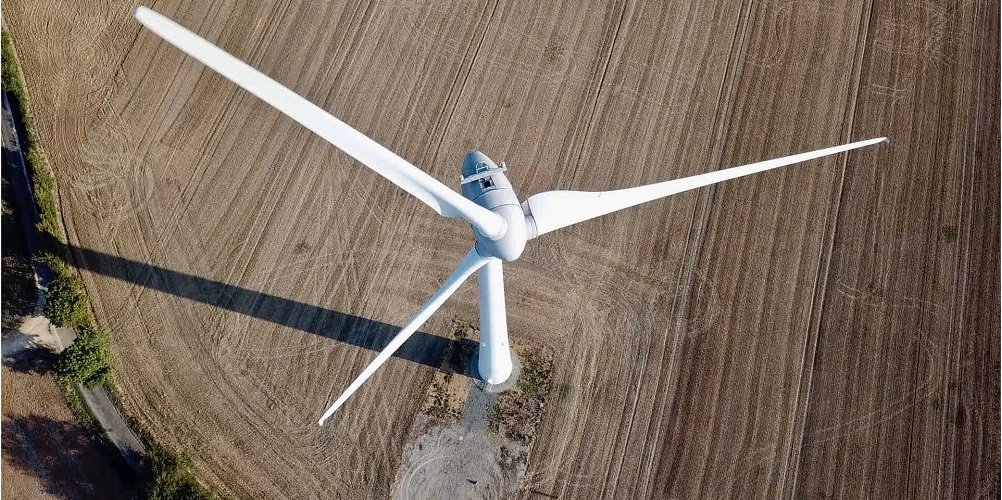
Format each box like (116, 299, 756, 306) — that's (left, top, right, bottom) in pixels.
(394, 416, 526, 500)
(488, 347, 553, 446)
(2, 322, 136, 499)
(421, 320, 476, 421)
(401, 329, 551, 499)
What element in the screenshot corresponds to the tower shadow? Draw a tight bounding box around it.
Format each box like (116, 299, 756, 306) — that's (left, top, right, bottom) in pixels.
(70, 245, 477, 369)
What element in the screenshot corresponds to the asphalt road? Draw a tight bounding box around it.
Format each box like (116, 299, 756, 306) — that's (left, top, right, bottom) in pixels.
(2, 89, 146, 470)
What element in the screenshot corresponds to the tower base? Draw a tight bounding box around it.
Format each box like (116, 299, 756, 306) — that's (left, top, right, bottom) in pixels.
(469, 348, 520, 394)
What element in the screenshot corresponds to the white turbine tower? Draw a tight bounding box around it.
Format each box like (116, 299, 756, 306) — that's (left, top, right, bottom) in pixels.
(133, 7, 887, 426)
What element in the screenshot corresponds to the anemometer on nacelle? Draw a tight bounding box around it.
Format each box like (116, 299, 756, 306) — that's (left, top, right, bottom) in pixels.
(460, 161, 507, 187)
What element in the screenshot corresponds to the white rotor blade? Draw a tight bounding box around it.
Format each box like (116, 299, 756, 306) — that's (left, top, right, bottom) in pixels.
(477, 259, 513, 384)
(318, 247, 488, 425)
(523, 137, 888, 237)
(134, 7, 504, 238)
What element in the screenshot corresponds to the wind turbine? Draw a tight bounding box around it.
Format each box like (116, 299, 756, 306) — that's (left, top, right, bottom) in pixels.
(133, 7, 887, 426)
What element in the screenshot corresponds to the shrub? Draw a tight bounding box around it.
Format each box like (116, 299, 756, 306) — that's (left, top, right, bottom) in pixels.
(32, 158, 64, 244)
(56, 325, 112, 388)
(44, 272, 90, 327)
(143, 444, 215, 500)
(555, 382, 573, 401)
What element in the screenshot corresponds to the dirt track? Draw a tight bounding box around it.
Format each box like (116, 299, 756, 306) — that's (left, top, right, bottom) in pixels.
(3, 0, 998, 498)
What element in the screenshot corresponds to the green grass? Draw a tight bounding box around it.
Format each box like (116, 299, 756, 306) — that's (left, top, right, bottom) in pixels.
(554, 382, 573, 402)
(543, 42, 565, 63)
(2, 30, 32, 131)
(2, 28, 70, 268)
(143, 444, 217, 500)
(941, 225, 960, 242)
(105, 385, 220, 499)
(57, 378, 107, 439)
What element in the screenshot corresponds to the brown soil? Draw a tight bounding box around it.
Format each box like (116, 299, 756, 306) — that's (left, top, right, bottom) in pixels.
(2, 348, 136, 499)
(421, 320, 476, 421)
(489, 347, 553, 446)
(3, 0, 997, 498)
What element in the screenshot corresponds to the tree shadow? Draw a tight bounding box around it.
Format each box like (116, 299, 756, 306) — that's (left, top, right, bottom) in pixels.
(3, 345, 58, 375)
(69, 245, 478, 371)
(1, 414, 139, 499)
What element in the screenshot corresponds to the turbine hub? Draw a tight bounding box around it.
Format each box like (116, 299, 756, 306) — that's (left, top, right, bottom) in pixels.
(461, 152, 527, 261)
(474, 204, 527, 261)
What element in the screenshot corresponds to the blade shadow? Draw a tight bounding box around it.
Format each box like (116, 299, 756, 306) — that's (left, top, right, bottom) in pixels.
(70, 245, 476, 370)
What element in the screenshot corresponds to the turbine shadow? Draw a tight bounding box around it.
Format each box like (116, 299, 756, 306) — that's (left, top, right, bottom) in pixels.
(70, 245, 477, 370)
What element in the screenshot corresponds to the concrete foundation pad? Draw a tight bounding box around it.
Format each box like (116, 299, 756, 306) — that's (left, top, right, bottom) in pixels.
(470, 348, 521, 394)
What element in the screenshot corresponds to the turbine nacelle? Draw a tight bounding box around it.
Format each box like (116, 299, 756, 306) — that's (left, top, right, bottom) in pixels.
(461, 152, 527, 262)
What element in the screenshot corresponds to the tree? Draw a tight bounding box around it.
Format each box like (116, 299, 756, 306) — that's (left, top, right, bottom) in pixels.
(56, 325, 112, 388)
(44, 272, 89, 328)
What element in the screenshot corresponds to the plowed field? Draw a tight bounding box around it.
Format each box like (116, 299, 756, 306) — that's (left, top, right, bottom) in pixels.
(3, 0, 997, 498)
